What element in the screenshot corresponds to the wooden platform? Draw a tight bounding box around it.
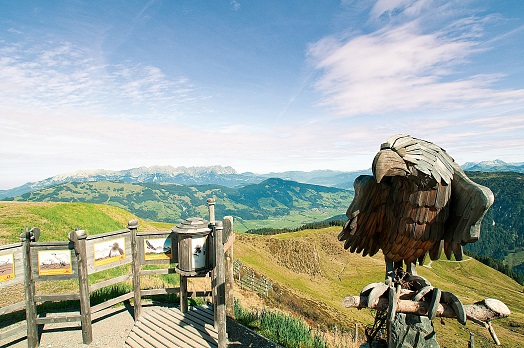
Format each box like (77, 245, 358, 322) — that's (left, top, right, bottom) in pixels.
(125, 306, 220, 348)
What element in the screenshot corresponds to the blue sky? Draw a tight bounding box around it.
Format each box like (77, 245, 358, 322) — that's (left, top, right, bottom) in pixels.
(1, 0, 524, 189)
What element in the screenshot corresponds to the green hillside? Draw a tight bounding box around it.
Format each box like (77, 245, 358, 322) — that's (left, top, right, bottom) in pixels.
(6, 178, 353, 231)
(0, 202, 170, 243)
(1, 202, 523, 346)
(464, 172, 524, 277)
(235, 227, 524, 347)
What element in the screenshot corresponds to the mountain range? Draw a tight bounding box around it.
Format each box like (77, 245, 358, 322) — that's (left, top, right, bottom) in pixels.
(0, 165, 369, 200)
(3, 159, 521, 201)
(462, 159, 524, 173)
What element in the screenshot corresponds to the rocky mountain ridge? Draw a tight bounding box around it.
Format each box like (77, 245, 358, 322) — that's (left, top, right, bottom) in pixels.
(2, 160, 522, 200)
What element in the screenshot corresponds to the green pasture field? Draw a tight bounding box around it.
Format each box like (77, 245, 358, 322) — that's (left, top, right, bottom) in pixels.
(235, 209, 343, 232)
(234, 227, 524, 347)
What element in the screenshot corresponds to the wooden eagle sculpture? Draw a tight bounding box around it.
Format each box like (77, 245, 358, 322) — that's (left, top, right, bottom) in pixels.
(338, 134, 494, 323)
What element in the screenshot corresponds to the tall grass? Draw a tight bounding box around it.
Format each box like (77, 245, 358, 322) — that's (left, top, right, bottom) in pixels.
(234, 299, 329, 348)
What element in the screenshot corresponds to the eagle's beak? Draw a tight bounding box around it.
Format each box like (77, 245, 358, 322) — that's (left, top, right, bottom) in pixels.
(373, 149, 409, 183)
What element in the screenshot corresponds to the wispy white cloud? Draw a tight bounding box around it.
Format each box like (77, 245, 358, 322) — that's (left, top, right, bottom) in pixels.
(308, 0, 524, 117)
(7, 28, 23, 35)
(0, 39, 203, 119)
(231, 0, 240, 11)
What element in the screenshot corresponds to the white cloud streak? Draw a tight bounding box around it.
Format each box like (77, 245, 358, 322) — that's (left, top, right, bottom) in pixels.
(308, 0, 524, 117)
(0, 40, 202, 119)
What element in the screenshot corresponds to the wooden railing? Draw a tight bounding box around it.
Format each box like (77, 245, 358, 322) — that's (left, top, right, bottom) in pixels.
(0, 216, 234, 348)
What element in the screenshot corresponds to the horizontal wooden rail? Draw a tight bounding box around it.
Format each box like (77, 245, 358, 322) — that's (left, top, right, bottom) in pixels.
(89, 274, 132, 293)
(140, 268, 177, 276)
(36, 313, 82, 324)
(29, 241, 70, 247)
(0, 322, 27, 341)
(91, 292, 134, 314)
(140, 288, 180, 297)
(0, 301, 25, 316)
(86, 229, 130, 240)
(135, 231, 172, 236)
(35, 293, 80, 302)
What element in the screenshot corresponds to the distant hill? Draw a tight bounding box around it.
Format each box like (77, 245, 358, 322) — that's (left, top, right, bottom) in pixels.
(5, 178, 353, 229)
(258, 169, 371, 190)
(0, 201, 168, 244)
(462, 160, 524, 173)
(0, 165, 369, 200)
(464, 171, 524, 278)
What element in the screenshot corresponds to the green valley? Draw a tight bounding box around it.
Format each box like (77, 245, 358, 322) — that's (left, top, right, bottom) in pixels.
(5, 178, 353, 232)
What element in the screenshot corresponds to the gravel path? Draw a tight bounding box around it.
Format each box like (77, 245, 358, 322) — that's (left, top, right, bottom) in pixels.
(0, 304, 280, 348)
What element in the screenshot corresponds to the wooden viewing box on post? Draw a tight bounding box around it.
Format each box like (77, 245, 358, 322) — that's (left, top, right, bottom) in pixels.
(171, 198, 229, 348)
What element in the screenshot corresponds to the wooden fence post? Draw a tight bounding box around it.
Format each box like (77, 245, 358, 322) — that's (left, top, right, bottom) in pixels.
(214, 221, 227, 348)
(21, 228, 38, 348)
(180, 275, 188, 313)
(68, 229, 92, 344)
(223, 216, 235, 319)
(128, 220, 141, 320)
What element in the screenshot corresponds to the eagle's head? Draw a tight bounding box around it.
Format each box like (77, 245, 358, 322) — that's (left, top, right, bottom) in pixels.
(372, 134, 455, 187)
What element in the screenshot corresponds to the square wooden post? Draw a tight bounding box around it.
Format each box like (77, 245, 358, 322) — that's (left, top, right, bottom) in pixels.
(180, 276, 188, 313)
(20, 228, 38, 348)
(214, 221, 227, 348)
(68, 229, 92, 344)
(223, 216, 235, 319)
(128, 220, 142, 320)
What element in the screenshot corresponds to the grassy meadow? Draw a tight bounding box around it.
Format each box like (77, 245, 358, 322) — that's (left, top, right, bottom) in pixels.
(0, 201, 170, 244)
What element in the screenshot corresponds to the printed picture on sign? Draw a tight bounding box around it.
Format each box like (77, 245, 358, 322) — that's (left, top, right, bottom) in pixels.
(38, 250, 72, 276)
(191, 236, 207, 269)
(0, 253, 15, 282)
(94, 237, 126, 267)
(144, 237, 172, 261)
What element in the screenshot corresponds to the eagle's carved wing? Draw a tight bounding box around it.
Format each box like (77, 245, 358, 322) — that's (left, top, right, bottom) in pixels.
(339, 171, 453, 265)
(443, 162, 495, 260)
(338, 175, 386, 258)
